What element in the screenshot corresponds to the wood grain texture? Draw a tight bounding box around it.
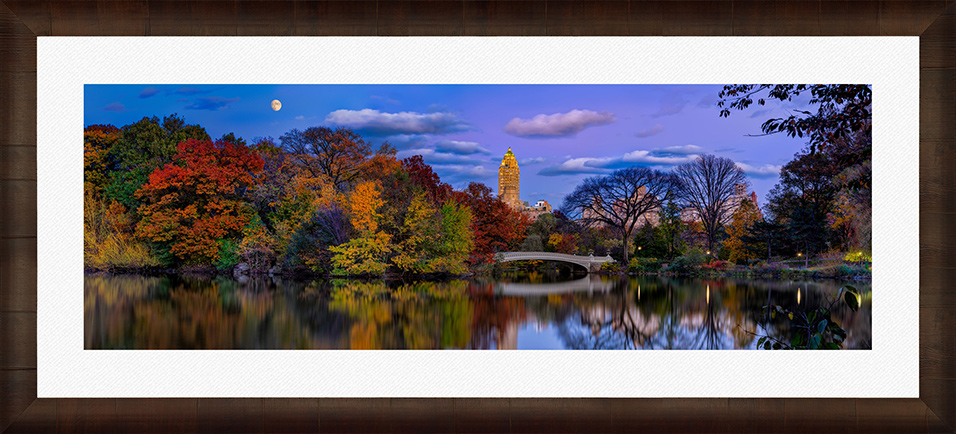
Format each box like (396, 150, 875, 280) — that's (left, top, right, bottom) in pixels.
(463, 1, 547, 36)
(732, 1, 821, 36)
(1, 0, 51, 36)
(452, 398, 511, 434)
(114, 399, 198, 434)
(880, 0, 949, 35)
(856, 399, 930, 434)
(0, 237, 36, 313)
(294, 1, 377, 36)
(626, 0, 662, 36)
(377, 1, 464, 36)
(318, 399, 455, 434)
(263, 399, 318, 434)
(921, 266, 956, 308)
(920, 139, 956, 214)
(510, 398, 616, 433)
(545, 1, 629, 36)
(0, 312, 36, 369)
(0, 147, 36, 181)
(0, 1, 954, 433)
(922, 378, 956, 430)
(921, 12, 956, 69)
(0, 370, 36, 434)
(661, 1, 733, 36)
(819, 1, 880, 36)
(238, 0, 294, 36)
(147, 1, 238, 36)
(56, 399, 117, 434)
(920, 69, 956, 142)
(50, 1, 148, 36)
(0, 71, 37, 147)
(921, 306, 956, 380)
(0, 2, 37, 73)
(197, 399, 263, 434)
(0, 180, 37, 238)
(2, 399, 55, 434)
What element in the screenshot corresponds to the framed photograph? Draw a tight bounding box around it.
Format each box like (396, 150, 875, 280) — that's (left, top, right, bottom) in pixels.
(2, 1, 953, 433)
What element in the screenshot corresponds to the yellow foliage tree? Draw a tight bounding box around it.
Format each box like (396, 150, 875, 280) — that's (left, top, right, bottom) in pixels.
(391, 193, 440, 274)
(330, 181, 393, 275)
(723, 199, 761, 263)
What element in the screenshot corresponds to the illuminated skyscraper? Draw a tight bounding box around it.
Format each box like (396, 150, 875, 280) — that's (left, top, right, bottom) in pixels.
(498, 147, 521, 209)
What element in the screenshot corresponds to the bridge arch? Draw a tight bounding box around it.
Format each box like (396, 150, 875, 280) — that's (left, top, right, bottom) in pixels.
(492, 252, 615, 273)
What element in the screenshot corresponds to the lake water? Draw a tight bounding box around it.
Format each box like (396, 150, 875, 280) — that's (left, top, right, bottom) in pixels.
(84, 272, 871, 350)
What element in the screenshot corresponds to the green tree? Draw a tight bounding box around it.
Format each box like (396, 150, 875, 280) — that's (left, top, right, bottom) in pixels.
(429, 199, 474, 274)
(105, 114, 209, 210)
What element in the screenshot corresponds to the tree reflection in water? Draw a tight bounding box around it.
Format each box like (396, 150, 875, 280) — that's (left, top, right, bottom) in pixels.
(85, 272, 870, 350)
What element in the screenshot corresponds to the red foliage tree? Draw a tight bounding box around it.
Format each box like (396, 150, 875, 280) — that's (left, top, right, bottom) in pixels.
(450, 182, 531, 264)
(135, 139, 264, 264)
(402, 155, 453, 204)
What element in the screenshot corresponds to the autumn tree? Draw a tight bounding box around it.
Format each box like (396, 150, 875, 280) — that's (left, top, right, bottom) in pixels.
(391, 192, 441, 274)
(83, 124, 120, 197)
(402, 155, 453, 204)
(722, 199, 762, 263)
(674, 154, 749, 254)
(280, 126, 389, 192)
(450, 182, 531, 264)
(135, 138, 263, 265)
(105, 114, 210, 210)
(561, 167, 677, 263)
(329, 180, 394, 275)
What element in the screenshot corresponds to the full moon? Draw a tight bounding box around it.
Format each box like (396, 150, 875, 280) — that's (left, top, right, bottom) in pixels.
(271, 99, 281, 111)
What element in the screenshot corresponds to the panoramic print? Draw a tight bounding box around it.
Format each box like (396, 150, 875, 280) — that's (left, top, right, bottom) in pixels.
(84, 84, 871, 350)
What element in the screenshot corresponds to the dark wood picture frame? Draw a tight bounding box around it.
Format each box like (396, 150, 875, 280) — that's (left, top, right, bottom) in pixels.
(1, 1, 953, 433)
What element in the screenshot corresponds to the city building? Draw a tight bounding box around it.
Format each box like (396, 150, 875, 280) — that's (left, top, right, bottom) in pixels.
(497, 148, 553, 219)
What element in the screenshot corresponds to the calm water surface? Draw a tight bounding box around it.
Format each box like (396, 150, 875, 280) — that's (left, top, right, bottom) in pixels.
(85, 272, 871, 350)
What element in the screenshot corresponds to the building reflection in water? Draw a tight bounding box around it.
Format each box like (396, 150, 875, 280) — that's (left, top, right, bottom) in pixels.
(85, 273, 871, 350)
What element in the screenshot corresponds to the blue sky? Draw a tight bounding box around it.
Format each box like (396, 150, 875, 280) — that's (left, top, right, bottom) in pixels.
(85, 84, 817, 209)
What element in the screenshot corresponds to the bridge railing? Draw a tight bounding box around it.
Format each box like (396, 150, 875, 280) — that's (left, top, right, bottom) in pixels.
(494, 252, 615, 263)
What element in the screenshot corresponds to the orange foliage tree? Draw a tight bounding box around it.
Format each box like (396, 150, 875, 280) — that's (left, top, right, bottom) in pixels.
(135, 139, 264, 265)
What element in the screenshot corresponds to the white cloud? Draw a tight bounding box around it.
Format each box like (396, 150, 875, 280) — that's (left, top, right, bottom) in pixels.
(294, 115, 305, 120)
(655, 144, 704, 155)
(325, 109, 470, 136)
(434, 140, 491, 155)
(503, 109, 616, 137)
(736, 162, 782, 177)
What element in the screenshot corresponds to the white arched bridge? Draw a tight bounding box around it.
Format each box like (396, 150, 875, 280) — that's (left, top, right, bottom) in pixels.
(493, 251, 616, 273)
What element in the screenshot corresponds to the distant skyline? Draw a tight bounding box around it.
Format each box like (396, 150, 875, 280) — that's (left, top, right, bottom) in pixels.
(84, 84, 818, 209)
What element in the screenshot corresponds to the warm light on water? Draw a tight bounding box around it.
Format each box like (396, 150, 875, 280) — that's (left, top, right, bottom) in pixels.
(85, 273, 871, 350)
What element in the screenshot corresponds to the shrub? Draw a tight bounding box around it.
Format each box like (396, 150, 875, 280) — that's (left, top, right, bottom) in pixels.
(701, 260, 731, 270)
(844, 251, 872, 263)
(665, 248, 708, 274)
(215, 239, 240, 271)
(84, 193, 162, 270)
(628, 257, 663, 273)
(600, 261, 624, 273)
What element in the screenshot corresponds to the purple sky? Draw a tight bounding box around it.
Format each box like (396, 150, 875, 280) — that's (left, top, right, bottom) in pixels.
(85, 84, 817, 209)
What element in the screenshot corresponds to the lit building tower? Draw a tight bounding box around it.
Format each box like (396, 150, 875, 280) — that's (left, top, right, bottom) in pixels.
(498, 147, 522, 209)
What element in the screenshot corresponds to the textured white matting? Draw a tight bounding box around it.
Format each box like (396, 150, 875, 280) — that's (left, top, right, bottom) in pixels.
(37, 37, 918, 398)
